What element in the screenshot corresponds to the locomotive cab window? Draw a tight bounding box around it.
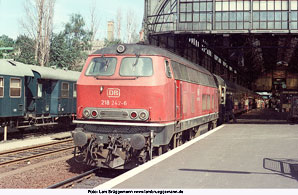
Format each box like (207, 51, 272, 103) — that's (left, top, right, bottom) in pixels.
(10, 78, 21, 97)
(61, 82, 69, 98)
(120, 57, 153, 77)
(0, 77, 3, 97)
(86, 57, 117, 76)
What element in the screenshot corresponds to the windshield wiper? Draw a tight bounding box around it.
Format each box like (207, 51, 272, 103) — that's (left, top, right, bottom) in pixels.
(102, 55, 109, 72)
(132, 54, 140, 72)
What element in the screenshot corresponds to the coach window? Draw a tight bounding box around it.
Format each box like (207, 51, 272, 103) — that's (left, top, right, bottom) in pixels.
(165, 60, 172, 78)
(37, 83, 42, 98)
(0, 77, 4, 97)
(73, 83, 77, 98)
(10, 78, 21, 97)
(61, 82, 69, 98)
(120, 57, 153, 77)
(85, 57, 117, 76)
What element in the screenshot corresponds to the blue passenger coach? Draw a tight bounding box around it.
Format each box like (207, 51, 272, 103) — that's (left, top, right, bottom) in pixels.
(0, 60, 34, 121)
(0, 59, 80, 129)
(28, 65, 80, 125)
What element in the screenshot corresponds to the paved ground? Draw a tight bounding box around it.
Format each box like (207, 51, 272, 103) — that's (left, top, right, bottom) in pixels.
(112, 123, 298, 188)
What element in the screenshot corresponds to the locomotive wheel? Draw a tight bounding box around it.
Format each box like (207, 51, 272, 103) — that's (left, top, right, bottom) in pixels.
(173, 133, 183, 148)
(157, 145, 170, 156)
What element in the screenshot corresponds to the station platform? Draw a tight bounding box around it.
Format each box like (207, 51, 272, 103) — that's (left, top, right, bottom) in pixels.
(97, 110, 298, 189)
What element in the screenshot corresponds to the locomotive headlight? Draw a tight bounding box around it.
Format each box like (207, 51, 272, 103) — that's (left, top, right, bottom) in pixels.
(83, 110, 90, 118)
(139, 111, 149, 120)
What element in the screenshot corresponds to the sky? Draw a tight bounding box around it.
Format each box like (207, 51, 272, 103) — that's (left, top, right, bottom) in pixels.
(0, 0, 144, 40)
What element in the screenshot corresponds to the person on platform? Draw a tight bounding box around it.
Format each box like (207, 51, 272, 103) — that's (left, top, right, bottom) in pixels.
(226, 94, 236, 123)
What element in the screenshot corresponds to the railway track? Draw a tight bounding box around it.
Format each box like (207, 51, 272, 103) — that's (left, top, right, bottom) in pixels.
(0, 138, 74, 167)
(47, 168, 99, 189)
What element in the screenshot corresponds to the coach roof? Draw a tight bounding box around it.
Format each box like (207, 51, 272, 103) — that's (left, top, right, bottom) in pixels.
(28, 65, 81, 82)
(0, 59, 34, 77)
(92, 44, 212, 75)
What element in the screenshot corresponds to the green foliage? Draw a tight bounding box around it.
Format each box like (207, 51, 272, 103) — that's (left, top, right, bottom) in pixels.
(0, 35, 15, 58)
(50, 14, 92, 70)
(1, 14, 91, 70)
(14, 35, 36, 64)
(0, 35, 14, 47)
(49, 33, 72, 69)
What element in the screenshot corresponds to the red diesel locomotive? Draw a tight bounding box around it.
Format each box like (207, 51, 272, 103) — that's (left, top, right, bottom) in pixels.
(72, 44, 219, 169)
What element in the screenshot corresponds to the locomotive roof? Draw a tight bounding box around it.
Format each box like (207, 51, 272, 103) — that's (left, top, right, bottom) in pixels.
(93, 44, 212, 75)
(28, 65, 81, 82)
(0, 59, 34, 77)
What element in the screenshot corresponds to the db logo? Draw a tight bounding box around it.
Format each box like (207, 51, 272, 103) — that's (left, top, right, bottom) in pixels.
(107, 88, 120, 98)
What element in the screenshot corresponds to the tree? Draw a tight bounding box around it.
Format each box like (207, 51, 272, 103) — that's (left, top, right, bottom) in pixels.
(0, 35, 14, 47)
(0, 35, 15, 59)
(104, 38, 122, 47)
(125, 9, 139, 43)
(49, 33, 72, 69)
(14, 35, 36, 64)
(115, 8, 122, 41)
(89, 0, 100, 44)
(20, 0, 55, 66)
(50, 14, 91, 70)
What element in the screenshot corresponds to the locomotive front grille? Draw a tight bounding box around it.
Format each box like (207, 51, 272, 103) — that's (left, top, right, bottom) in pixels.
(83, 107, 149, 121)
(84, 124, 148, 134)
(100, 110, 128, 118)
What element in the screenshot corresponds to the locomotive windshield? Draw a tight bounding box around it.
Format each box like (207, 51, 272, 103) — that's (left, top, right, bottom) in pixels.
(120, 57, 153, 77)
(85, 57, 117, 76)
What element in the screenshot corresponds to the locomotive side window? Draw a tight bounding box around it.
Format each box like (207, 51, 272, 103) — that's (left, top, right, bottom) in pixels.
(85, 57, 117, 76)
(10, 78, 21, 97)
(0, 77, 3, 97)
(61, 82, 69, 98)
(120, 57, 153, 77)
(165, 60, 172, 78)
(180, 65, 189, 81)
(202, 94, 207, 111)
(207, 95, 211, 110)
(171, 61, 182, 79)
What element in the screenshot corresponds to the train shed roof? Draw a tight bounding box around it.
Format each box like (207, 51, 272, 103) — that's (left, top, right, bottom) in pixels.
(28, 65, 81, 82)
(0, 59, 34, 77)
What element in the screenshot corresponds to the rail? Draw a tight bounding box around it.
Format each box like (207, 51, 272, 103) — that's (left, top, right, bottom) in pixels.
(0, 138, 74, 167)
(47, 168, 99, 189)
